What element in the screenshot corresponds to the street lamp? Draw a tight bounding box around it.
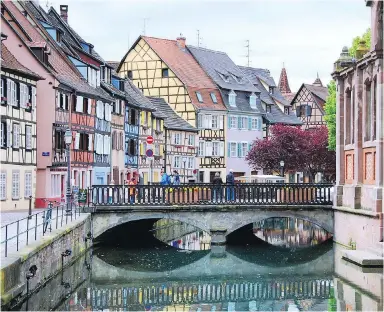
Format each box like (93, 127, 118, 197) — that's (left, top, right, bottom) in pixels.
(280, 160, 285, 178)
(64, 129, 72, 215)
(182, 157, 187, 184)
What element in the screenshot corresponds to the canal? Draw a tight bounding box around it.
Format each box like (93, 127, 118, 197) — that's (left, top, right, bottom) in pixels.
(9, 218, 383, 311)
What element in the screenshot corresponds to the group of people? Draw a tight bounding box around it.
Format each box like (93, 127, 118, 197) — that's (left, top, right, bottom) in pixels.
(160, 170, 181, 186)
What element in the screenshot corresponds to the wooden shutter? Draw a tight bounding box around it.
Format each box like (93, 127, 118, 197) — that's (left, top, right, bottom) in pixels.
(32, 87, 37, 108)
(76, 96, 83, 112)
(88, 133, 93, 151)
(219, 116, 223, 129)
(206, 115, 212, 129)
(100, 102, 104, 120)
(103, 135, 108, 155)
(87, 99, 92, 114)
(6, 79, 11, 105)
(205, 141, 212, 156)
(74, 132, 80, 149)
(296, 106, 300, 117)
(26, 126, 32, 149)
(227, 142, 231, 158)
(56, 91, 60, 108)
(248, 117, 252, 130)
(227, 115, 231, 129)
(219, 141, 224, 157)
(237, 142, 241, 157)
(305, 105, 312, 116)
(7, 122, 12, 147)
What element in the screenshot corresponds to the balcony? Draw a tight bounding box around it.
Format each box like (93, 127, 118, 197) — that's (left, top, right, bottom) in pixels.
(52, 149, 67, 166)
(54, 109, 69, 125)
(95, 118, 111, 133)
(125, 124, 139, 135)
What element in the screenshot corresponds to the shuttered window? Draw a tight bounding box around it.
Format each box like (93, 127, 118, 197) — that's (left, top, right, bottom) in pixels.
(12, 170, 20, 199)
(0, 172, 6, 200)
(24, 171, 32, 198)
(26, 125, 32, 150)
(0, 121, 5, 148)
(13, 123, 20, 148)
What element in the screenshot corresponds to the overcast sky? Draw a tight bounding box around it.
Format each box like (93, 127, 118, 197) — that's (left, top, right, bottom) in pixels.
(45, 0, 371, 91)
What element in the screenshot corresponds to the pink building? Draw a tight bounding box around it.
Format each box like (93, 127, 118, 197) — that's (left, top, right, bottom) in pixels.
(332, 0, 383, 250)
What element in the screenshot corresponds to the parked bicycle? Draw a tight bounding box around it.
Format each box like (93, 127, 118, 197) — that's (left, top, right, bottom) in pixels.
(42, 200, 60, 234)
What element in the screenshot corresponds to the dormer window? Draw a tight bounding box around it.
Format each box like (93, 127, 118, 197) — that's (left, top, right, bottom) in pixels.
(196, 91, 203, 103)
(228, 90, 237, 107)
(81, 42, 91, 54)
(68, 56, 88, 79)
(249, 92, 257, 109)
(285, 107, 290, 115)
(210, 92, 218, 104)
(266, 105, 272, 113)
(39, 20, 60, 43)
(269, 87, 274, 94)
(219, 73, 229, 82)
(127, 70, 133, 79)
(31, 47, 49, 66)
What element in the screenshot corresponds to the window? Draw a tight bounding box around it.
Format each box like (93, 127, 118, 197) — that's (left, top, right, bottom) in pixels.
(19, 83, 29, 109)
(229, 116, 237, 129)
(210, 92, 218, 104)
(173, 156, 180, 168)
(13, 123, 20, 148)
(284, 107, 290, 114)
(26, 125, 32, 150)
(24, 171, 32, 198)
(127, 70, 133, 79)
(7, 79, 18, 107)
(269, 87, 274, 94)
(365, 83, 372, 141)
(198, 114, 202, 128)
(129, 109, 138, 125)
(212, 115, 218, 129)
(251, 118, 258, 130)
(229, 142, 237, 157)
(68, 56, 88, 79)
(75, 132, 89, 151)
(212, 141, 219, 156)
(54, 130, 65, 150)
(187, 157, 194, 169)
(238, 117, 247, 129)
(174, 133, 181, 145)
(228, 90, 237, 107)
(250, 92, 257, 108)
(12, 170, 19, 199)
(0, 78, 4, 103)
(81, 42, 91, 53)
(196, 92, 203, 103)
(241, 142, 248, 158)
(0, 172, 5, 200)
(128, 139, 136, 155)
(198, 141, 205, 156)
(0, 121, 5, 148)
(162, 68, 169, 78)
(50, 174, 62, 197)
(39, 20, 59, 42)
(266, 105, 272, 113)
(187, 134, 195, 146)
(83, 97, 89, 114)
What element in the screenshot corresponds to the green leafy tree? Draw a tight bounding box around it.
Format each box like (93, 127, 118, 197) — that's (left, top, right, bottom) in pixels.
(324, 80, 336, 151)
(349, 28, 371, 57)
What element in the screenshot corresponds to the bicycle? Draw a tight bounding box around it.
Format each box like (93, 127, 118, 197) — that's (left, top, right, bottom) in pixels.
(42, 200, 60, 234)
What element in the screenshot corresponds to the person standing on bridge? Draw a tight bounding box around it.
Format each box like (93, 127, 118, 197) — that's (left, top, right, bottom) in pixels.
(226, 169, 235, 201)
(212, 172, 223, 202)
(173, 170, 180, 185)
(129, 178, 136, 204)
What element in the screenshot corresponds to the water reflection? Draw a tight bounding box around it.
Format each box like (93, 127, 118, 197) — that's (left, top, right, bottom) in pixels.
(152, 219, 211, 251)
(253, 217, 332, 248)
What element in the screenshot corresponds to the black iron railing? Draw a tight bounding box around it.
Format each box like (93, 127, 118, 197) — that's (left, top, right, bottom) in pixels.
(1, 201, 83, 257)
(90, 183, 334, 207)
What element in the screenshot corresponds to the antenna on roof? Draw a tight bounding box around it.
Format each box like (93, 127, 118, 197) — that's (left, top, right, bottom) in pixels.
(245, 40, 250, 67)
(197, 30, 201, 47)
(142, 18, 149, 35)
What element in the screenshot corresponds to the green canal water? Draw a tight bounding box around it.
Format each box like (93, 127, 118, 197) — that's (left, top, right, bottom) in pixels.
(10, 218, 383, 311)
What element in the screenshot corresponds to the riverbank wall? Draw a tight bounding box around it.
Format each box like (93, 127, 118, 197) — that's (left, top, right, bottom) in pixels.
(0, 214, 92, 309)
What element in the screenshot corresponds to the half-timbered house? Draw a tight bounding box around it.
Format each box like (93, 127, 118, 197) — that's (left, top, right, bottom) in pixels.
(290, 75, 328, 130)
(117, 35, 227, 183)
(188, 46, 264, 178)
(0, 42, 42, 210)
(148, 97, 199, 181)
(4, 1, 112, 207)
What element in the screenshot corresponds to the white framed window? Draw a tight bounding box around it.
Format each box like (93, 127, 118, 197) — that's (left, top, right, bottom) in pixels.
(198, 141, 205, 156)
(187, 157, 194, 169)
(229, 142, 237, 157)
(50, 174, 62, 197)
(0, 122, 5, 147)
(174, 133, 181, 145)
(198, 114, 202, 128)
(210, 92, 218, 104)
(26, 125, 32, 150)
(242, 142, 248, 157)
(238, 117, 244, 129)
(19, 83, 28, 109)
(9, 79, 17, 107)
(195, 91, 203, 103)
(212, 141, 219, 156)
(0, 172, 6, 200)
(13, 123, 20, 148)
(228, 90, 237, 107)
(187, 134, 195, 146)
(12, 170, 20, 199)
(0, 79, 4, 99)
(24, 171, 32, 198)
(204, 115, 212, 129)
(251, 118, 258, 130)
(31, 86, 37, 108)
(212, 115, 218, 129)
(230, 116, 237, 129)
(250, 92, 257, 108)
(173, 156, 181, 168)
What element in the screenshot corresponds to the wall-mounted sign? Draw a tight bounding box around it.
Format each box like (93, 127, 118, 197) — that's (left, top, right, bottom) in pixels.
(42, 152, 50, 156)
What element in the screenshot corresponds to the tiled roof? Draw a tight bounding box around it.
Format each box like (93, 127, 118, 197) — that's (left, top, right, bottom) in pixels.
(141, 36, 226, 110)
(246, 67, 276, 87)
(265, 104, 302, 125)
(100, 81, 126, 98)
(220, 89, 265, 115)
(107, 61, 119, 71)
(148, 97, 198, 132)
(304, 84, 328, 102)
(124, 79, 154, 111)
(1, 43, 43, 80)
(283, 92, 297, 103)
(187, 45, 258, 93)
(277, 67, 292, 94)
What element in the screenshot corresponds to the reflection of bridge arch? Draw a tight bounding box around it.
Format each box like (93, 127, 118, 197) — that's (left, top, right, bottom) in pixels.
(92, 208, 333, 239)
(86, 277, 333, 310)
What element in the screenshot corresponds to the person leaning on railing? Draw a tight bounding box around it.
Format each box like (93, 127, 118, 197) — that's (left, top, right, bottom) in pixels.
(212, 172, 223, 203)
(129, 178, 137, 204)
(226, 169, 235, 201)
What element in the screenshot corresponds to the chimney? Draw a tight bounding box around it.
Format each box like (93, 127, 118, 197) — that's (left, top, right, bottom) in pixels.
(60, 5, 68, 23)
(176, 34, 186, 49)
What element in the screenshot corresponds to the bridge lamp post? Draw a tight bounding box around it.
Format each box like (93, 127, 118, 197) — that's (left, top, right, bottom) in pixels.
(280, 160, 285, 178)
(64, 129, 72, 216)
(182, 157, 187, 184)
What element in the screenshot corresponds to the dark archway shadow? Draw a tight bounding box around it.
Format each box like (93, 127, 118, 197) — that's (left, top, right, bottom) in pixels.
(94, 219, 210, 272)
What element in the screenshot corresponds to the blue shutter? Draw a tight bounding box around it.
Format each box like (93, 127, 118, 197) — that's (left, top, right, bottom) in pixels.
(227, 142, 231, 157)
(248, 117, 252, 130)
(228, 115, 231, 129)
(306, 105, 312, 116)
(238, 116, 242, 129)
(248, 142, 252, 151)
(237, 142, 241, 157)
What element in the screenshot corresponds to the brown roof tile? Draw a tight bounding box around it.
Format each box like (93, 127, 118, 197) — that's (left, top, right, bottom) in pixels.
(1, 43, 43, 79)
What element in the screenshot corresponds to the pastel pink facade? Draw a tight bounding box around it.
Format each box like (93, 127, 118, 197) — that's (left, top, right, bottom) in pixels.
(332, 0, 383, 249)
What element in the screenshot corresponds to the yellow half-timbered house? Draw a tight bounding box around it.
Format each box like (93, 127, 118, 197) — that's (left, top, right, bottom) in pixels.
(117, 35, 227, 182)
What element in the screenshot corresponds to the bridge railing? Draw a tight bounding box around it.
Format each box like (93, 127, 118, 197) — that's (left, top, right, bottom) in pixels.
(89, 183, 333, 207)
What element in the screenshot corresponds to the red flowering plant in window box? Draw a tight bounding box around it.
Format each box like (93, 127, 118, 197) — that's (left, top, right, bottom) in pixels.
(187, 146, 195, 149)
(174, 145, 182, 148)
(1, 97, 7, 105)
(26, 102, 32, 109)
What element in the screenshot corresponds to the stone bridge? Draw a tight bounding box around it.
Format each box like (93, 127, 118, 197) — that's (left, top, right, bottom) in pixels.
(92, 206, 334, 244)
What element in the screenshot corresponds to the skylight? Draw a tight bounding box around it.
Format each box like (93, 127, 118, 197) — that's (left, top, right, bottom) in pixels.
(210, 92, 218, 104)
(196, 91, 203, 103)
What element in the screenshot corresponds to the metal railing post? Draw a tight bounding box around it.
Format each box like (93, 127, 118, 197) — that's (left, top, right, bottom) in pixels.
(28, 195, 32, 219)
